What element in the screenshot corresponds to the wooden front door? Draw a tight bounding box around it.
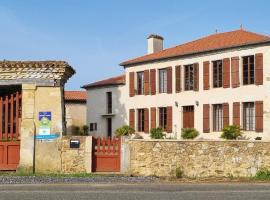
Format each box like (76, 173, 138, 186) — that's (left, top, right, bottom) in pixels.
(0, 92, 21, 170)
(92, 137, 121, 172)
(183, 106, 194, 128)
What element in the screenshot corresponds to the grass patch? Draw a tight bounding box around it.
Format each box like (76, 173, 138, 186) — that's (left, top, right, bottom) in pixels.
(253, 169, 270, 181)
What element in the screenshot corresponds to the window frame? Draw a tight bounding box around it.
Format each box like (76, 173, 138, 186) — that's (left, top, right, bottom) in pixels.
(159, 107, 167, 130)
(243, 102, 255, 131)
(213, 104, 223, 131)
(242, 55, 255, 85)
(212, 60, 223, 88)
(137, 109, 145, 132)
(106, 91, 112, 114)
(137, 71, 144, 95)
(159, 68, 168, 93)
(184, 64, 194, 91)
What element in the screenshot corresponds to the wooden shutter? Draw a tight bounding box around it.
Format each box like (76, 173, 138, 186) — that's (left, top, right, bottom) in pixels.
(150, 69, 156, 95)
(129, 109, 135, 129)
(233, 102, 240, 126)
(144, 108, 149, 133)
(223, 103, 229, 127)
(167, 67, 172, 94)
(231, 57, 240, 88)
(150, 107, 156, 129)
(144, 70, 150, 95)
(203, 104, 210, 133)
(175, 65, 181, 93)
(193, 63, 199, 91)
(255, 53, 263, 85)
(166, 106, 172, 133)
(255, 101, 263, 132)
(129, 72, 135, 97)
(223, 58, 230, 88)
(203, 61, 210, 90)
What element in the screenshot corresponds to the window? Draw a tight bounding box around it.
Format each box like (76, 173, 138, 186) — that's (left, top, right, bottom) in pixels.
(137, 109, 145, 132)
(184, 64, 194, 90)
(213, 60, 223, 88)
(106, 92, 112, 114)
(159, 69, 167, 93)
(213, 104, 223, 131)
(89, 123, 97, 131)
(243, 102, 255, 131)
(137, 72, 144, 95)
(107, 118, 112, 137)
(243, 55, 254, 85)
(159, 107, 167, 130)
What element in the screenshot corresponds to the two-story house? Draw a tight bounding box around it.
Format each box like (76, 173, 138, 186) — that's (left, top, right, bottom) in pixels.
(120, 29, 270, 140)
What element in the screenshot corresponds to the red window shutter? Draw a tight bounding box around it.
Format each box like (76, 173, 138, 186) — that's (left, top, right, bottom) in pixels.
(129, 72, 135, 97)
(129, 109, 135, 129)
(167, 67, 172, 94)
(231, 57, 240, 88)
(144, 108, 149, 133)
(255, 101, 263, 132)
(150, 107, 156, 129)
(166, 106, 173, 133)
(144, 70, 150, 95)
(223, 58, 230, 88)
(150, 69, 156, 95)
(175, 65, 181, 93)
(203, 104, 210, 133)
(255, 53, 263, 85)
(223, 103, 229, 127)
(193, 63, 199, 91)
(203, 61, 210, 90)
(233, 102, 240, 126)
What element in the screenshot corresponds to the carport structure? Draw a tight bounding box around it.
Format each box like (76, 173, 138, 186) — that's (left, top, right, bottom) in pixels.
(0, 61, 75, 172)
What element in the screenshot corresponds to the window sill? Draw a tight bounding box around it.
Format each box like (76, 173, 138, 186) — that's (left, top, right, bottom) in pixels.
(101, 113, 116, 117)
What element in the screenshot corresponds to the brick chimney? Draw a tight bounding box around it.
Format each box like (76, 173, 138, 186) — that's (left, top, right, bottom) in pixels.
(147, 34, 164, 54)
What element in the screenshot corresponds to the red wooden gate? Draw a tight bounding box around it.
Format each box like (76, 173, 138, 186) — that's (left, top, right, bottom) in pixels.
(92, 137, 121, 172)
(0, 92, 21, 170)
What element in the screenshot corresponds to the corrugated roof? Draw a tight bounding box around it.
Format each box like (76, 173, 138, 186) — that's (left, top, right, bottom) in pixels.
(120, 29, 270, 66)
(82, 75, 125, 89)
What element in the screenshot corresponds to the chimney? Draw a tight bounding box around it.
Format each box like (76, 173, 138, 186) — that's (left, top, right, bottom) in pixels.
(147, 34, 164, 54)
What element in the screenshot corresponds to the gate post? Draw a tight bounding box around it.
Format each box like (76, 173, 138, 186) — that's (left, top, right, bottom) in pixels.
(17, 84, 36, 173)
(120, 136, 130, 174)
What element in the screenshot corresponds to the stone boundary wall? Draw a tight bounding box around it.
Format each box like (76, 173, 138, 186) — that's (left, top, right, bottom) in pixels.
(61, 136, 92, 173)
(128, 140, 270, 177)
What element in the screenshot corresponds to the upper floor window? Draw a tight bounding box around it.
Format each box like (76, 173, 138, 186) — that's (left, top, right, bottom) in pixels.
(159, 107, 167, 130)
(137, 72, 144, 95)
(184, 64, 194, 90)
(159, 69, 167, 93)
(106, 92, 112, 114)
(243, 55, 254, 85)
(137, 109, 145, 132)
(213, 104, 223, 131)
(243, 102, 255, 131)
(213, 60, 223, 88)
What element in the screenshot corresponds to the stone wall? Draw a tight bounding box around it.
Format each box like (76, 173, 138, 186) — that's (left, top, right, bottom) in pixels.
(61, 136, 92, 173)
(129, 140, 270, 177)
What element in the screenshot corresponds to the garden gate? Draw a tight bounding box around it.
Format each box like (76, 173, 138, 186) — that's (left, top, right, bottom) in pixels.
(0, 92, 21, 170)
(92, 137, 121, 172)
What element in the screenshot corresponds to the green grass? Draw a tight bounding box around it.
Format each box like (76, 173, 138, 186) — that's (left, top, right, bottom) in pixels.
(253, 169, 270, 181)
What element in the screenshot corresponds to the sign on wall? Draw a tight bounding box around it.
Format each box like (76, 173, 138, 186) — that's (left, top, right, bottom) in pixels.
(36, 111, 59, 140)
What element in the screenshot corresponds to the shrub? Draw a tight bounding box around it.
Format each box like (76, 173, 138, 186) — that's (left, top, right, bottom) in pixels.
(114, 125, 135, 136)
(82, 125, 89, 136)
(254, 168, 270, 180)
(71, 125, 89, 136)
(72, 126, 81, 136)
(150, 127, 165, 139)
(181, 128, 199, 139)
(221, 125, 242, 140)
(176, 167, 183, 178)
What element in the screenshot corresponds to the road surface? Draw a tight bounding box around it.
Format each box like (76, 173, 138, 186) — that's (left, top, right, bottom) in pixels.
(0, 183, 270, 200)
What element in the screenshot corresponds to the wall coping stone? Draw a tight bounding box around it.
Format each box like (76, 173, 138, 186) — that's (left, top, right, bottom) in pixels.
(129, 139, 270, 143)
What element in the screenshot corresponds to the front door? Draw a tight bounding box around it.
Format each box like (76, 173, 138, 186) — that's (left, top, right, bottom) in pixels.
(183, 106, 194, 128)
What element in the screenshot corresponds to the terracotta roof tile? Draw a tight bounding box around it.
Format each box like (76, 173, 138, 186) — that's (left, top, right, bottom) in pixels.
(82, 75, 125, 89)
(64, 91, 86, 102)
(120, 29, 270, 66)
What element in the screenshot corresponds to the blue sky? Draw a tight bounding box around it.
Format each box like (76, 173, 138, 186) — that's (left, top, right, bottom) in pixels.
(0, 0, 269, 90)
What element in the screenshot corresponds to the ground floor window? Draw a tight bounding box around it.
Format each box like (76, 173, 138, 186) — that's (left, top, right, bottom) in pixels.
(159, 107, 167, 130)
(213, 104, 223, 131)
(137, 109, 145, 132)
(90, 123, 97, 131)
(107, 118, 112, 137)
(243, 102, 255, 131)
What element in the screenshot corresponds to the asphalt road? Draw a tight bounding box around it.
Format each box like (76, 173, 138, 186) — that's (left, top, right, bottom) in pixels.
(0, 183, 270, 200)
